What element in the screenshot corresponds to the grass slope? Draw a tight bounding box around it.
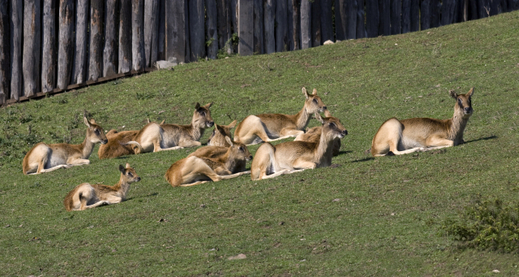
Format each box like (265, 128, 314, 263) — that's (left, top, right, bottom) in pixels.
(1, 11, 519, 276)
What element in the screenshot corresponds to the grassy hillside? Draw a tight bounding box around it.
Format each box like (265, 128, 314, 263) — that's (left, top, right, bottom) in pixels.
(1, 11, 519, 276)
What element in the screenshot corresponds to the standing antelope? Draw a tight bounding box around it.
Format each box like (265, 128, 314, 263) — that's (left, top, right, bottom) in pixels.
(22, 112, 108, 175)
(294, 110, 342, 156)
(370, 88, 475, 156)
(251, 113, 348, 180)
(234, 87, 327, 145)
(63, 163, 141, 211)
(165, 137, 252, 187)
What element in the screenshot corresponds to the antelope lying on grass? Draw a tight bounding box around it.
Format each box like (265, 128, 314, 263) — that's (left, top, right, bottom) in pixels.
(189, 123, 236, 160)
(295, 110, 341, 156)
(234, 88, 327, 145)
(63, 163, 141, 211)
(251, 113, 347, 180)
(370, 88, 475, 156)
(165, 136, 252, 187)
(22, 113, 108, 175)
(207, 120, 237, 146)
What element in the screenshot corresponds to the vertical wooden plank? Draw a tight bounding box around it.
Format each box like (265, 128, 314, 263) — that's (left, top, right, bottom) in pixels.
(312, 0, 322, 45)
(390, 0, 401, 34)
(289, 0, 300, 51)
(119, 0, 132, 73)
(217, 0, 231, 50)
(356, 0, 366, 39)
(237, 0, 253, 55)
(254, 0, 264, 54)
(189, 0, 205, 60)
(276, 0, 288, 52)
(144, 0, 159, 67)
(103, 0, 117, 77)
(335, 0, 346, 40)
(41, 0, 57, 93)
(430, 0, 440, 27)
(287, 0, 294, 51)
(410, 0, 419, 31)
(441, 0, 457, 26)
(468, 0, 478, 20)
(206, 0, 218, 59)
(89, 0, 104, 81)
(489, 0, 499, 15)
(165, 0, 186, 63)
(346, 0, 357, 39)
(74, 0, 89, 84)
(10, 0, 23, 100)
(379, 0, 390, 36)
(264, 0, 275, 54)
(402, 0, 411, 33)
(132, 0, 144, 72)
(421, 0, 431, 30)
(365, 0, 379, 37)
(57, 0, 75, 90)
(22, 0, 41, 96)
(300, 0, 311, 49)
(320, 0, 333, 42)
(0, 0, 8, 103)
(477, 0, 488, 18)
(158, 0, 165, 60)
(184, 0, 190, 62)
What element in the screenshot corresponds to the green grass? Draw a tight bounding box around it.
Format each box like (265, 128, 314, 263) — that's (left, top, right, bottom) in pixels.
(1, 11, 519, 276)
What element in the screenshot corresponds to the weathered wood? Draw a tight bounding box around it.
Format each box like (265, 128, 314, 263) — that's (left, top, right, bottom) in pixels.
(301, 0, 311, 49)
(379, 0, 390, 36)
(189, 0, 205, 60)
(468, 0, 478, 20)
(165, 0, 186, 63)
(410, 0, 419, 31)
(89, 0, 104, 81)
(335, 0, 346, 40)
(217, 0, 231, 50)
(144, 0, 159, 67)
(74, 0, 89, 84)
(57, 0, 75, 90)
(441, 0, 457, 26)
(254, 0, 264, 54)
(206, 0, 218, 59)
(489, 0, 499, 15)
(421, 0, 431, 30)
(346, 0, 357, 39)
(103, 0, 117, 77)
(264, 0, 275, 54)
(402, 0, 410, 33)
(184, 0, 191, 62)
(10, 0, 23, 100)
(390, 0, 401, 34)
(119, 0, 132, 73)
(477, 0, 488, 18)
(430, 0, 440, 28)
(365, 0, 379, 37)
(0, 0, 8, 103)
(287, 0, 294, 51)
(41, 0, 57, 93)
(238, 0, 253, 55)
(356, 0, 367, 39)
(320, 0, 334, 42)
(276, 0, 288, 52)
(22, 0, 41, 96)
(158, 0, 165, 60)
(132, 0, 144, 72)
(312, 0, 322, 45)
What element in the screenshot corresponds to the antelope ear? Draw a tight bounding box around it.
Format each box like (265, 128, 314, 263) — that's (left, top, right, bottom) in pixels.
(83, 115, 91, 127)
(204, 102, 213, 109)
(324, 110, 333, 118)
(225, 136, 233, 147)
(125, 163, 131, 168)
(315, 112, 324, 124)
(119, 165, 126, 174)
(302, 87, 310, 99)
(195, 102, 201, 109)
(89, 118, 96, 124)
(312, 88, 317, 95)
(467, 87, 475, 97)
(216, 124, 226, 135)
(449, 89, 458, 99)
(160, 119, 165, 124)
(228, 120, 237, 129)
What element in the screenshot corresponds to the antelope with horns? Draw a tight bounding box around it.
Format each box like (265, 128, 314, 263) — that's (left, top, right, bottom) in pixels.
(251, 113, 348, 180)
(126, 103, 214, 153)
(63, 163, 141, 211)
(234, 88, 327, 145)
(165, 136, 252, 187)
(294, 110, 341, 156)
(22, 112, 108, 175)
(370, 88, 475, 156)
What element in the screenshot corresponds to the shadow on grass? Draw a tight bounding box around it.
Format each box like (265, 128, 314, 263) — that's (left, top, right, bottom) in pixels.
(350, 157, 375, 163)
(464, 135, 498, 144)
(126, 192, 159, 201)
(337, 150, 353, 156)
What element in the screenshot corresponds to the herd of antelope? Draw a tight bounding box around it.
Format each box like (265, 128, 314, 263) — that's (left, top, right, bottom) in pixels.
(21, 87, 475, 211)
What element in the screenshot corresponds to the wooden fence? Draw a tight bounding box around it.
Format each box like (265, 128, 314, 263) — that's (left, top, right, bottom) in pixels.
(1, 0, 518, 106)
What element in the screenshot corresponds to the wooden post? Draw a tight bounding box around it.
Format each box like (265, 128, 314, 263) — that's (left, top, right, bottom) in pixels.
(206, 0, 218, 59)
(57, 0, 75, 90)
(312, 0, 322, 46)
(254, 0, 264, 54)
(104, 0, 118, 77)
(217, 0, 231, 50)
(346, 0, 357, 39)
(301, 0, 311, 49)
(158, 0, 165, 60)
(477, 0, 488, 18)
(119, 0, 132, 73)
(41, 0, 57, 93)
(165, 0, 186, 63)
(390, 0, 401, 34)
(276, 0, 288, 52)
(0, 0, 8, 104)
(264, 0, 275, 54)
(430, 0, 440, 28)
(402, 0, 411, 33)
(441, 0, 457, 26)
(144, 0, 159, 67)
(335, 0, 346, 40)
(132, 0, 144, 72)
(184, 0, 191, 62)
(320, 0, 333, 42)
(356, 0, 367, 39)
(366, 0, 379, 37)
(74, 0, 89, 84)
(189, 0, 205, 60)
(22, 0, 41, 96)
(421, 0, 431, 30)
(238, 0, 253, 55)
(10, 0, 23, 100)
(379, 0, 390, 36)
(89, 0, 104, 82)
(410, 0, 419, 31)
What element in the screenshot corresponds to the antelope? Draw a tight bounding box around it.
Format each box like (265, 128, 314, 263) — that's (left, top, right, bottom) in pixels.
(22, 112, 108, 175)
(207, 120, 237, 146)
(165, 136, 252, 187)
(294, 110, 341, 156)
(370, 88, 475, 156)
(63, 163, 141, 211)
(234, 87, 327, 145)
(251, 113, 348, 180)
(126, 103, 214, 153)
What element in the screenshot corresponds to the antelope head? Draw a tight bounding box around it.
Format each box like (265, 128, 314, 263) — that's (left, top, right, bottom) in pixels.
(450, 88, 474, 118)
(226, 136, 253, 162)
(193, 102, 215, 129)
(208, 120, 237, 146)
(84, 113, 108, 144)
(303, 87, 327, 114)
(119, 163, 141, 183)
(316, 113, 348, 140)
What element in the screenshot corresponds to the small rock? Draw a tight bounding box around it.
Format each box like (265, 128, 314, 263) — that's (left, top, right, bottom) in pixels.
(228, 254, 247, 260)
